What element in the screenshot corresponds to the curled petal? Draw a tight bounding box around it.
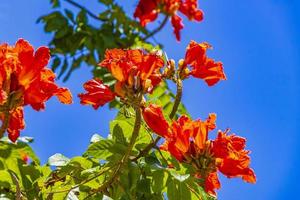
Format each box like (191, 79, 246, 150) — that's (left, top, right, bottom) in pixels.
(204, 172, 221, 197)
(171, 15, 184, 41)
(78, 79, 115, 109)
(7, 107, 25, 142)
(142, 104, 170, 137)
(134, 0, 159, 26)
(184, 41, 226, 86)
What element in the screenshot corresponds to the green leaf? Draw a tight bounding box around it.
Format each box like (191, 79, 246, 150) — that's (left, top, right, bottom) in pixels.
(170, 171, 190, 182)
(167, 178, 191, 200)
(48, 153, 70, 167)
(84, 140, 114, 159)
(152, 170, 168, 193)
(90, 134, 103, 143)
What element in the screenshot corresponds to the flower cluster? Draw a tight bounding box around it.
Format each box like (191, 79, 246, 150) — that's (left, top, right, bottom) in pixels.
(0, 39, 72, 142)
(181, 40, 226, 86)
(134, 0, 203, 40)
(142, 104, 256, 196)
(79, 49, 164, 108)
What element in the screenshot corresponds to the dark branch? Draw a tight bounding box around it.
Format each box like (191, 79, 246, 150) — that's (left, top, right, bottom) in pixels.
(64, 0, 105, 21)
(142, 16, 169, 41)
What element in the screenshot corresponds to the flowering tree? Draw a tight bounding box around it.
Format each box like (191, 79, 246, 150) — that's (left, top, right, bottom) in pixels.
(0, 0, 256, 199)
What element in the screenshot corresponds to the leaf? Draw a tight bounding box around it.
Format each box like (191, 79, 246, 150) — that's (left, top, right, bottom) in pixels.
(48, 153, 70, 167)
(170, 171, 190, 182)
(167, 178, 191, 200)
(84, 140, 114, 159)
(90, 134, 103, 143)
(0, 170, 13, 188)
(152, 170, 168, 193)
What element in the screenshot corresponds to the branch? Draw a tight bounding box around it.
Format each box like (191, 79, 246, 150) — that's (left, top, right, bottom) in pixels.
(141, 16, 169, 41)
(85, 105, 142, 199)
(64, 0, 105, 21)
(132, 79, 183, 161)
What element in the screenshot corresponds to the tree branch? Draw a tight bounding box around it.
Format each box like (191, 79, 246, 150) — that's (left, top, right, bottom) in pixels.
(85, 104, 142, 199)
(141, 16, 169, 41)
(132, 79, 183, 161)
(64, 0, 105, 21)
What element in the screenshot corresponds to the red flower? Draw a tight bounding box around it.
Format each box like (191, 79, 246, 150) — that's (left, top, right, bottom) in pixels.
(134, 0, 203, 41)
(0, 39, 72, 142)
(145, 108, 256, 196)
(134, 0, 159, 26)
(171, 15, 184, 41)
(99, 49, 164, 95)
(78, 79, 115, 109)
(142, 104, 170, 137)
(212, 130, 256, 183)
(179, 0, 203, 21)
(143, 106, 216, 161)
(184, 40, 226, 86)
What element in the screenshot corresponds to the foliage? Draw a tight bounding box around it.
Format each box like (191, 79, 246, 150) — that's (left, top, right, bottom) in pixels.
(0, 0, 256, 199)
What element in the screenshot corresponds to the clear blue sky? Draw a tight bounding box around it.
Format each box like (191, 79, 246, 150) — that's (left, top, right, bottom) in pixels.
(0, 0, 299, 199)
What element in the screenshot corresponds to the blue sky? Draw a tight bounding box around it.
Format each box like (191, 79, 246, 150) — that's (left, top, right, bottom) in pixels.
(0, 0, 299, 199)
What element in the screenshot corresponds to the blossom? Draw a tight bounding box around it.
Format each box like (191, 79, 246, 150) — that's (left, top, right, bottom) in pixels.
(142, 105, 256, 196)
(99, 49, 164, 95)
(142, 104, 170, 137)
(183, 40, 226, 86)
(212, 130, 256, 183)
(78, 79, 115, 109)
(0, 39, 72, 142)
(181, 40, 226, 86)
(134, 0, 203, 41)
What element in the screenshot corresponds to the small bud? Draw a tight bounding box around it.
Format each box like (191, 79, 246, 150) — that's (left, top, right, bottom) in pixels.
(178, 59, 185, 70)
(179, 67, 190, 80)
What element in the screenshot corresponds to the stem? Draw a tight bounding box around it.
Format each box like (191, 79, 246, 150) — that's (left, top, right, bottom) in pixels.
(85, 106, 142, 199)
(141, 16, 169, 41)
(64, 0, 105, 21)
(168, 79, 183, 119)
(0, 108, 10, 139)
(132, 79, 183, 161)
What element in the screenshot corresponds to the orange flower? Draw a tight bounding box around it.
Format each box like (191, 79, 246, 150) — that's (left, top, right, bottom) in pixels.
(143, 105, 217, 161)
(133, 0, 159, 27)
(184, 40, 226, 86)
(142, 104, 170, 137)
(171, 15, 184, 41)
(99, 49, 164, 95)
(146, 109, 256, 196)
(134, 0, 203, 41)
(212, 130, 256, 183)
(78, 79, 115, 109)
(0, 39, 72, 142)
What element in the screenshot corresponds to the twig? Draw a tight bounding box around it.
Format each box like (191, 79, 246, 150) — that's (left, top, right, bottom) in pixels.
(132, 79, 183, 161)
(141, 16, 169, 41)
(64, 0, 105, 21)
(85, 104, 142, 199)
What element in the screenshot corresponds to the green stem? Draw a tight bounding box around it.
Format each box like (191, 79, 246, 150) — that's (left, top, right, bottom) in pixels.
(132, 79, 183, 161)
(85, 105, 142, 199)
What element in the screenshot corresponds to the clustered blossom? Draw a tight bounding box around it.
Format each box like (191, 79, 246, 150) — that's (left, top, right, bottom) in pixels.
(0, 39, 72, 142)
(142, 104, 256, 196)
(181, 40, 226, 86)
(134, 0, 203, 40)
(78, 49, 164, 109)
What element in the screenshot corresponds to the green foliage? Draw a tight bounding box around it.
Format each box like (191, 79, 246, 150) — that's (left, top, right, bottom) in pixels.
(38, 0, 149, 82)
